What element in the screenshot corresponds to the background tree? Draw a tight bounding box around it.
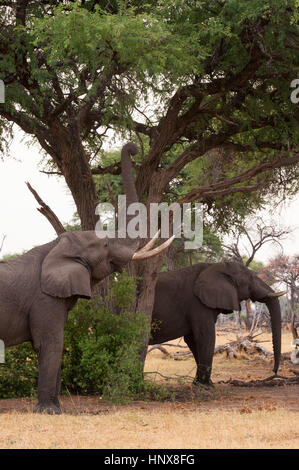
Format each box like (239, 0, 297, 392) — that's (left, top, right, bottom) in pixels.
(1, 1, 299, 365)
(223, 216, 291, 268)
(262, 254, 299, 339)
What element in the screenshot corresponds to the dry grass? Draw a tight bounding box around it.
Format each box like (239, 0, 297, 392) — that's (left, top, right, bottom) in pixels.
(0, 407, 298, 449)
(0, 329, 298, 449)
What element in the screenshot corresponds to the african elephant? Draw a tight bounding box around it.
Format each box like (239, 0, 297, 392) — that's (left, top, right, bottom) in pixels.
(150, 262, 285, 385)
(0, 142, 172, 414)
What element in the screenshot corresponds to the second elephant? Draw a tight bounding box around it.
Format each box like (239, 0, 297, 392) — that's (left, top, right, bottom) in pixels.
(150, 262, 285, 384)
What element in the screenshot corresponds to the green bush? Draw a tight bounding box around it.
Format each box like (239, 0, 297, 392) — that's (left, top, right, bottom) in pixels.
(0, 272, 153, 404)
(62, 297, 150, 403)
(0, 343, 37, 398)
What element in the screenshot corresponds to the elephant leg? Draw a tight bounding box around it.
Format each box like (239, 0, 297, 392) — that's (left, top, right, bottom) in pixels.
(33, 338, 64, 414)
(53, 367, 62, 409)
(30, 298, 67, 414)
(184, 333, 202, 384)
(186, 308, 216, 385)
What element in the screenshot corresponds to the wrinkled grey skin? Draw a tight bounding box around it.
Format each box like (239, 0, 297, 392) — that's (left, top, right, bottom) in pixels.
(150, 262, 282, 385)
(0, 142, 141, 414)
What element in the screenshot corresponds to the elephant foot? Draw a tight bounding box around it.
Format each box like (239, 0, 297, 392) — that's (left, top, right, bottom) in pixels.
(193, 378, 214, 388)
(33, 402, 62, 415)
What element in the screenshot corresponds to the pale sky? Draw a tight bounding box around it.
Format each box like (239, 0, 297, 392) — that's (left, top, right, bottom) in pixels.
(0, 130, 298, 262)
(0, 133, 76, 256)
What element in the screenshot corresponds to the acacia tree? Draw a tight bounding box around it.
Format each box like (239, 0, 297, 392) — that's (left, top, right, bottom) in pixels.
(1, 1, 299, 360)
(263, 254, 299, 339)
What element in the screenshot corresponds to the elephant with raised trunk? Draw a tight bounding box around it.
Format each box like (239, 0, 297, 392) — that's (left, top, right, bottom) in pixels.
(0, 142, 172, 414)
(150, 262, 286, 385)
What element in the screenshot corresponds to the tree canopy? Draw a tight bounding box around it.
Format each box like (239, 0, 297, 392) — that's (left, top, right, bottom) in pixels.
(0, 1, 298, 231)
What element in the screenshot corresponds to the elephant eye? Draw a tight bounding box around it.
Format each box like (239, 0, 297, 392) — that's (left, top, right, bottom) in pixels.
(104, 242, 108, 248)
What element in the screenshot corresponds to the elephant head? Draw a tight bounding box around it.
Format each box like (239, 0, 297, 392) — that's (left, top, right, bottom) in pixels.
(194, 261, 286, 374)
(41, 142, 173, 299)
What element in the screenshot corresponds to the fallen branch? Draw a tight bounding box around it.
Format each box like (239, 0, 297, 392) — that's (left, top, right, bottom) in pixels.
(147, 342, 191, 360)
(214, 332, 272, 360)
(219, 373, 299, 387)
(145, 371, 197, 382)
(173, 351, 193, 360)
(147, 333, 272, 361)
(145, 371, 176, 381)
(147, 345, 172, 356)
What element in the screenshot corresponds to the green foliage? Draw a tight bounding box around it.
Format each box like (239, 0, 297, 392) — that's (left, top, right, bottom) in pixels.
(62, 300, 149, 404)
(62, 272, 164, 403)
(1, 0, 299, 234)
(0, 272, 155, 404)
(0, 343, 37, 399)
(244, 258, 264, 273)
(28, 1, 206, 117)
(63, 214, 82, 232)
(0, 253, 20, 261)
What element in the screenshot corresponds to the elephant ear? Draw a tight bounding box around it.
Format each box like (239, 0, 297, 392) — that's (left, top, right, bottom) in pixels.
(41, 233, 92, 299)
(193, 264, 240, 312)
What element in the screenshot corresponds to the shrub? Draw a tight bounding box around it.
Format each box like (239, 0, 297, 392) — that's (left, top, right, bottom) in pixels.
(0, 343, 37, 398)
(62, 297, 150, 403)
(0, 272, 152, 404)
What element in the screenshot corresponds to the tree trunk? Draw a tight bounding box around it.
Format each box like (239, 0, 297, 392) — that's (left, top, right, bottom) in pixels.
(245, 299, 252, 330)
(235, 310, 242, 334)
(166, 245, 177, 271)
(49, 121, 98, 231)
(135, 255, 164, 364)
(61, 144, 98, 230)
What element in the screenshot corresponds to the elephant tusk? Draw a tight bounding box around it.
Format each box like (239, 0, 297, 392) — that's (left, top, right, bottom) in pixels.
(267, 290, 288, 298)
(134, 230, 161, 255)
(132, 235, 175, 260)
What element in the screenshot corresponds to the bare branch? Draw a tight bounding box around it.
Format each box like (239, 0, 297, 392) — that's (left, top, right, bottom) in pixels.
(0, 234, 6, 254)
(26, 182, 65, 235)
(224, 216, 293, 268)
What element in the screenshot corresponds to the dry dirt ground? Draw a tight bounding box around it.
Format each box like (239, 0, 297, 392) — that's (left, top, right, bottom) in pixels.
(0, 329, 298, 449)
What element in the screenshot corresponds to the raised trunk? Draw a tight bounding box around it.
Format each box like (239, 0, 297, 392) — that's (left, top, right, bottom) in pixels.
(120, 142, 140, 254)
(121, 142, 139, 207)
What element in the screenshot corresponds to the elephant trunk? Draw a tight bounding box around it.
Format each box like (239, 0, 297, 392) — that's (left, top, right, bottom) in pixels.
(251, 277, 282, 374)
(120, 142, 140, 253)
(121, 142, 139, 209)
(119, 142, 174, 261)
(264, 297, 281, 374)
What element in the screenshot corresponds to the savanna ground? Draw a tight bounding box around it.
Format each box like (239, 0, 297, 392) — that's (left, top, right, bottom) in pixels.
(0, 329, 298, 449)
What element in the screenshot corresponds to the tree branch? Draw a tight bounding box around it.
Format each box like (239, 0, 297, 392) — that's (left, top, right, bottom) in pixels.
(0, 234, 6, 254)
(26, 182, 65, 235)
(178, 151, 299, 204)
